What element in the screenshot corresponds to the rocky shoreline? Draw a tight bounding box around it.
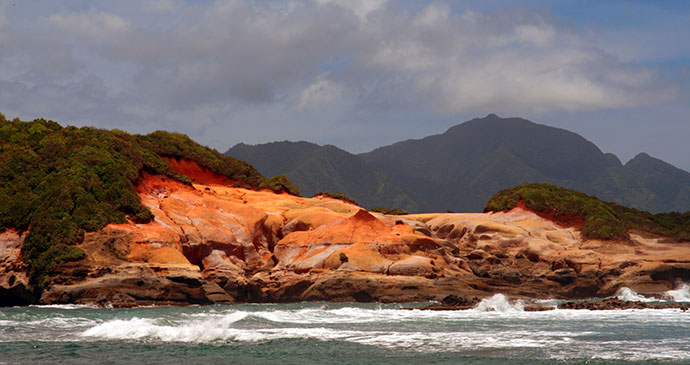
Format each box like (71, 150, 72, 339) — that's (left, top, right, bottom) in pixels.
(2, 161, 690, 308)
(406, 294, 690, 311)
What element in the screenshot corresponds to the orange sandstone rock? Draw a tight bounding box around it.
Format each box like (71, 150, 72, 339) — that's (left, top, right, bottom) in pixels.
(3, 158, 690, 307)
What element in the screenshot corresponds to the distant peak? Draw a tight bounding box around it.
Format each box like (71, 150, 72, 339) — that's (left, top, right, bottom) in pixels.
(633, 152, 651, 159)
(485, 113, 500, 119)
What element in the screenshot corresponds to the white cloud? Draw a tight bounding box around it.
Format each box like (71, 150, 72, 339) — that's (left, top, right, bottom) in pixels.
(0, 0, 682, 155)
(296, 77, 345, 110)
(32, 1, 674, 115)
(145, 0, 180, 13)
(48, 10, 130, 39)
(514, 24, 556, 46)
(413, 2, 450, 28)
(314, 0, 387, 22)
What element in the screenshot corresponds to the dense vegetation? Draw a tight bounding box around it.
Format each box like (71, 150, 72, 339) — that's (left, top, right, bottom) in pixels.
(226, 141, 419, 211)
(485, 183, 690, 241)
(0, 114, 298, 287)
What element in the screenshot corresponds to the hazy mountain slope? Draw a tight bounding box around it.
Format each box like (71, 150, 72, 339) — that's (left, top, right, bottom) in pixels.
(225, 114, 689, 213)
(226, 141, 420, 211)
(624, 153, 690, 212)
(360, 114, 688, 213)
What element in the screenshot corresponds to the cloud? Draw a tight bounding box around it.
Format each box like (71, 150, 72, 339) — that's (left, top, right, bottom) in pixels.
(48, 10, 131, 39)
(145, 0, 181, 13)
(0, 1, 11, 46)
(0, 0, 683, 154)
(314, 0, 387, 22)
(296, 77, 345, 110)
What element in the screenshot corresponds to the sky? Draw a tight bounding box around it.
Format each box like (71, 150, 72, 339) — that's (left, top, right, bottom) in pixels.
(1, 0, 689, 171)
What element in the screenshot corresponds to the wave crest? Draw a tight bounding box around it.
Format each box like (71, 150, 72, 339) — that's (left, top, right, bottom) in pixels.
(81, 311, 249, 342)
(474, 294, 524, 312)
(664, 283, 690, 302)
(615, 287, 657, 302)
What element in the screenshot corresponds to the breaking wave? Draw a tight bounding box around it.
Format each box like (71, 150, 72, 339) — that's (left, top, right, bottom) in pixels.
(664, 283, 690, 302)
(473, 294, 524, 312)
(615, 287, 657, 302)
(614, 285, 690, 302)
(82, 311, 249, 341)
(1, 300, 688, 361)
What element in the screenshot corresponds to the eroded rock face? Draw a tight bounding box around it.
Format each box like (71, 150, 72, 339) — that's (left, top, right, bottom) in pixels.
(3, 159, 690, 306)
(0, 230, 34, 306)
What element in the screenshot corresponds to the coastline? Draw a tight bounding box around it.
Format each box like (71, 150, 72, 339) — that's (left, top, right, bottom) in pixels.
(3, 161, 690, 308)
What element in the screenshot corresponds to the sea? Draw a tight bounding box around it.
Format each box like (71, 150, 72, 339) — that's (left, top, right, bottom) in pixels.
(1, 286, 689, 364)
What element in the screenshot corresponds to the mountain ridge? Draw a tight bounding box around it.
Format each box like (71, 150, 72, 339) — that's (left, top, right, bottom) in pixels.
(228, 114, 690, 213)
(227, 140, 420, 211)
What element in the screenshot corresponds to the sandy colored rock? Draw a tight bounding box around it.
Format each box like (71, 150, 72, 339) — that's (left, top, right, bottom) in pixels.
(388, 256, 436, 276)
(3, 159, 690, 307)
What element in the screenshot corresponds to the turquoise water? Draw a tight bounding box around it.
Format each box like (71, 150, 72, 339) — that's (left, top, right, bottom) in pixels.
(1, 295, 689, 364)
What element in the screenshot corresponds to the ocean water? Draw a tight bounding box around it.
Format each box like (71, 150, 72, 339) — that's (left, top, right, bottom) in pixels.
(1, 287, 689, 364)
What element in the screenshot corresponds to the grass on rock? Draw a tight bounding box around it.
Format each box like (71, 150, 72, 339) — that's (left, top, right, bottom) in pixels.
(485, 183, 690, 241)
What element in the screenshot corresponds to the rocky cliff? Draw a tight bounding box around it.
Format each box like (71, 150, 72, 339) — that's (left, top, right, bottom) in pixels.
(2, 160, 689, 307)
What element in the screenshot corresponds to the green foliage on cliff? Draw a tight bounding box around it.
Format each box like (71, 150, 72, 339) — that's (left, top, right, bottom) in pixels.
(313, 191, 358, 205)
(0, 116, 299, 287)
(262, 174, 301, 196)
(485, 183, 690, 241)
(370, 207, 408, 215)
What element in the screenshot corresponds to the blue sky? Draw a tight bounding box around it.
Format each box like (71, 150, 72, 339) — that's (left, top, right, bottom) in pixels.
(1, 0, 689, 171)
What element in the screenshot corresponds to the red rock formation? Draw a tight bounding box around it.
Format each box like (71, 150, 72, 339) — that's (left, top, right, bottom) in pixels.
(3, 159, 690, 306)
(163, 157, 233, 186)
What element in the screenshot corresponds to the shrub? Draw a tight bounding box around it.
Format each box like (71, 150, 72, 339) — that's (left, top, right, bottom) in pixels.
(485, 183, 690, 241)
(370, 207, 408, 215)
(313, 191, 358, 205)
(260, 174, 301, 196)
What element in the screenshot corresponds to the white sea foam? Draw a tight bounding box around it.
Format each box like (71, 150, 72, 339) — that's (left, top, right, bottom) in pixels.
(614, 287, 657, 302)
(251, 306, 438, 324)
(534, 299, 561, 308)
(473, 294, 524, 312)
(81, 311, 249, 341)
(2, 302, 685, 361)
(29, 304, 98, 310)
(664, 283, 690, 302)
(80, 316, 582, 351)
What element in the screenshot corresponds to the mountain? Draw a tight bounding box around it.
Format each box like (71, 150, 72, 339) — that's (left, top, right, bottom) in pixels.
(623, 152, 690, 209)
(227, 114, 690, 213)
(226, 141, 420, 211)
(360, 114, 690, 213)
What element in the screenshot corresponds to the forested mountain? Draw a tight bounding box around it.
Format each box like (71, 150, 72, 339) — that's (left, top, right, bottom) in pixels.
(228, 114, 690, 213)
(226, 141, 419, 211)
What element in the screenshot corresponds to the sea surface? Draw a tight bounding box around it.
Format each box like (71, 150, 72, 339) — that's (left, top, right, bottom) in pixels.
(1, 286, 689, 364)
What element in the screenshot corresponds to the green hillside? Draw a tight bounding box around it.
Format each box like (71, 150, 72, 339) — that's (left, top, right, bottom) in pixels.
(0, 114, 298, 287)
(485, 183, 690, 241)
(226, 141, 419, 211)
